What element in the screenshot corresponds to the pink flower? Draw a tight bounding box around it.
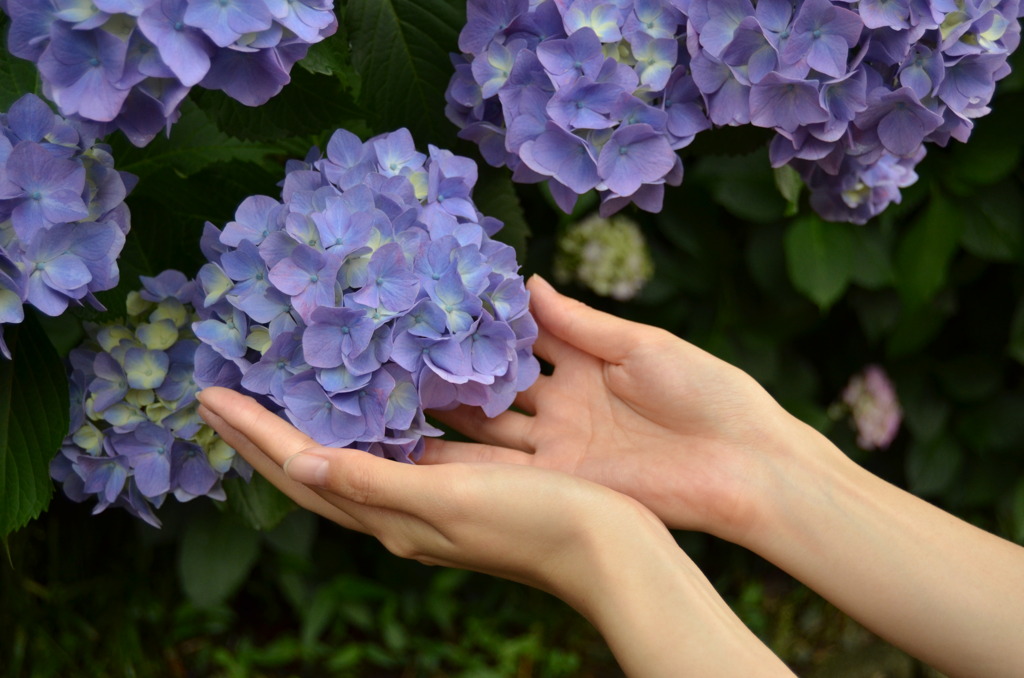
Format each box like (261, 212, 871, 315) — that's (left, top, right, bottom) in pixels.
(842, 364, 902, 450)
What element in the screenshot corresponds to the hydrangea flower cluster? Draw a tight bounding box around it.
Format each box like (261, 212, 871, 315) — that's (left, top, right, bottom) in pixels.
(684, 0, 1022, 222)
(193, 128, 540, 463)
(0, 93, 133, 359)
(838, 364, 902, 450)
(554, 212, 654, 300)
(51, 272, 249, 527)
(1, 0, 337, 146)
(449, 0, 1022, 224)
(445, 0, 710, 217)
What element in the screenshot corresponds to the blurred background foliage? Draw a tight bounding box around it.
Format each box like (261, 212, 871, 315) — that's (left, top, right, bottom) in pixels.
(1, 0, 1023, 675)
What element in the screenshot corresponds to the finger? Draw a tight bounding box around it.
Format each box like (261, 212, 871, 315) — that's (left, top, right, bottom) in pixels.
(198, 387, 321, 466)
(197, 403, 368, 533)
(418, 437, 534, 466)
(430, 405, 536, 452)
(512, 376, 546, 414)
(528, 275, 648, 365)
(531, 325, 574, 365)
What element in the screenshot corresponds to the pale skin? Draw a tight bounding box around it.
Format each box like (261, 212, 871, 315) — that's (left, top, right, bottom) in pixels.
(198, 274, 1024, 676)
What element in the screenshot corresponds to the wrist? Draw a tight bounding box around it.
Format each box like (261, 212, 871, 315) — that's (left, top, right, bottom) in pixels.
(561, 496, 793, 677)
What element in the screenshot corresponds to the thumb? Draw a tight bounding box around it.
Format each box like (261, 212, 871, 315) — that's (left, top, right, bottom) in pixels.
(527, 275, 648, 364)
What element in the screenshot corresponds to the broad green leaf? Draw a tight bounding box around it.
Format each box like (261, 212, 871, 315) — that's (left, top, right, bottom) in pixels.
(192, 69, 368, 144)
(894, 192, 962, 308)
(301, 18, 363, 98)
(110, 100, 280, 179)
(784, 214, 854, 310)
(694, 152, 787, 223)
(346, 0, 465, 145)
(472, 168, 530, 259)
(959, 183, 1023, 262)
(849, 225, 895, 289)
(264, 510, 317, 558)
(0, 46, 39, 109)
(223, 474, 296, 531)
(946, 98, 1024, 188)
(906, 436, 962, 497)
(178, 508, 261, 607)
(0, 313, 69, 538)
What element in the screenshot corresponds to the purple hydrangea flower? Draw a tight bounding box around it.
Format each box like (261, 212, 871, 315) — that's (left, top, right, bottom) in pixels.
(52, 272, 251, 527)
(446, 0, 709, 217)
(683, 0, 1021, 222)
(0, 94, 133, 359)
(1, 0, 338, 145)
(192, 128, 541, 463)
(452, 0, 1014, 223)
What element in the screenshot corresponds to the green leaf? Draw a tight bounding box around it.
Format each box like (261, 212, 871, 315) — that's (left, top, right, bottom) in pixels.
(178, 508, 261, 607)
(945, 99, 1024, 188)
(110, 100, 280, 179)
(0, 48, 39, 110)
(301, 20, 363, 98)
(694, 151, 787, 223)
(849, 224, 895, 289)
(192, 68, 368, 144)
(472, 167, 530, 259)
(264, 510, 317, 558)
(894, 192, 962, 308)
(773, 165, 802, 216)
(959, 182, 1023, 262)
(0, 313, 69, 538)
(784, 214, 854, 310)
(906, 436, 962, 497)
(346, 0, 464, 145)
(223, 474, 297, 531)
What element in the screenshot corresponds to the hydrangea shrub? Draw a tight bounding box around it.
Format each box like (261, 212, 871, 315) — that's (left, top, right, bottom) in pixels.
(1, 0, 337, 146)
(193, 128, 540, 463)
(448, 0, 1022, 224)
(51, 271, 249, 527)
(0, 93, 134, 359)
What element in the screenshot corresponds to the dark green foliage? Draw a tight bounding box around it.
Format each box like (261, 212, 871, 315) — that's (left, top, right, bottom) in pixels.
(0, 314, 68, 538)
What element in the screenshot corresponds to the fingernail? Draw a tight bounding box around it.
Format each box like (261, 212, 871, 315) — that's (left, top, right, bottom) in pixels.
(284, 453, 329, 487)
(195, 389, 205, 404)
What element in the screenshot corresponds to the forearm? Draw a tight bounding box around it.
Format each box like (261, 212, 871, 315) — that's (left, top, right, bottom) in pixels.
(562, 505, 794, 677)
(746, 423, 1024, 678)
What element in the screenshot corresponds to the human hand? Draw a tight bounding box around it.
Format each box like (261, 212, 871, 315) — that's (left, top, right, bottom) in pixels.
(426, 275, 820, 544)
(194, 385, 664, 599)
(196, 385, 794, 678)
